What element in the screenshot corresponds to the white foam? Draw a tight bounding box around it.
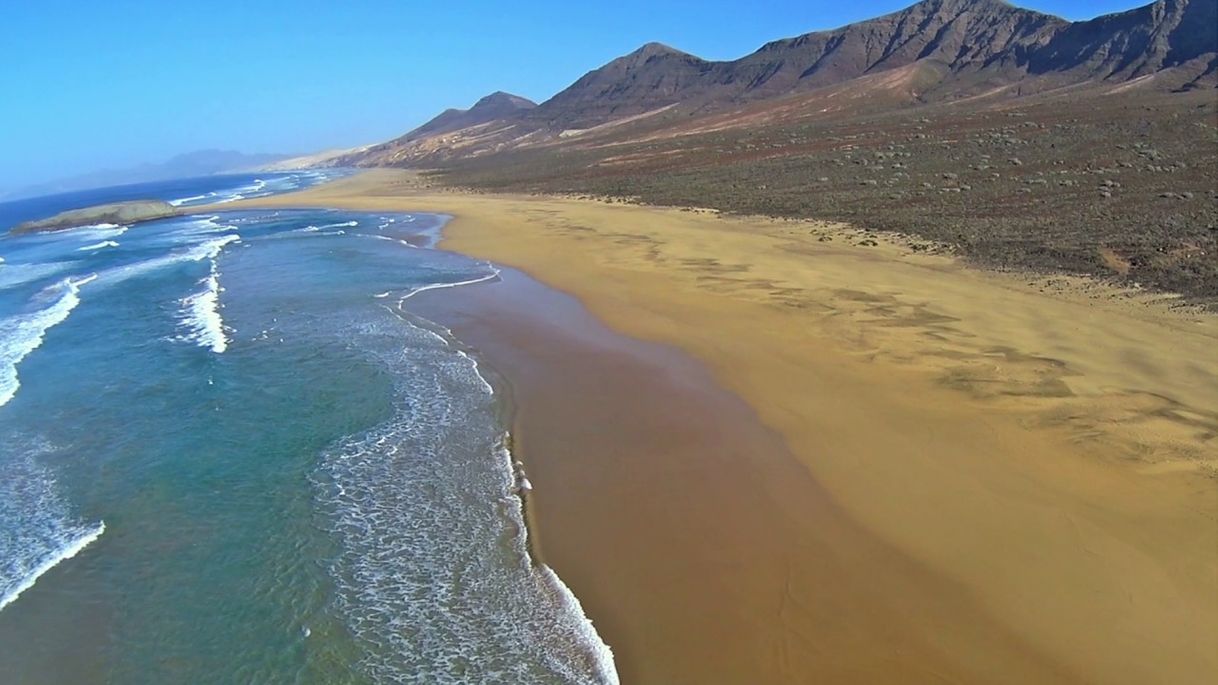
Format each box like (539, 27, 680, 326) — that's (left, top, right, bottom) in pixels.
(187, 234, 240, 261)
(168, 194, 208, 207)
(313, 310, 617, 683)
(292, 225, 347, 237)
(0, 275, 93, 407)
(0, 439, 106, 614)
(364, 234, 418, 249)
(397, 267, 500, 304)
(456, 349, 495, 395)
(176, 260, 229, 353)
(0, 521, 104, 613)
(538, 564, 617, 682)
(492, 437, 618, 684)
(78, 240, 119, 252)
(0, 261, 76, 289)
(92, 234, 239, 290)
(181, 216, 236, 233)
(77, 224, 129, 239)
(462, 353, 616, 680)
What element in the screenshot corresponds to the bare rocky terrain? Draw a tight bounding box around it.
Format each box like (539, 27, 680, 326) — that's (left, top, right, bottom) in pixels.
(338, 0, 1218, 308)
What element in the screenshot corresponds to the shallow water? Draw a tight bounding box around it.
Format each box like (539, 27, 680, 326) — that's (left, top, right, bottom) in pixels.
(0, 178, 615, 683)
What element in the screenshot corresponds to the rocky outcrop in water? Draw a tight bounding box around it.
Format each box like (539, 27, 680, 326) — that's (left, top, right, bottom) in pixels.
(10, 200, 178, 235)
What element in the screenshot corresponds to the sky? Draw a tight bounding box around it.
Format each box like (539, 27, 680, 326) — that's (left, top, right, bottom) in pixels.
(1, 0, 1144, 190)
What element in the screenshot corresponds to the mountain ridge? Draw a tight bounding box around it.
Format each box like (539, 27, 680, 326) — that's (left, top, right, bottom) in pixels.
(7, 149, 295, 200)
(408, 91, 537, 139)
(342, 0, 1216, 168)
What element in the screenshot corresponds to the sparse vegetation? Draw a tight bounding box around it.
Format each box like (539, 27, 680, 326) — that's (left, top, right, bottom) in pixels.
(420, 90, 1218, 309)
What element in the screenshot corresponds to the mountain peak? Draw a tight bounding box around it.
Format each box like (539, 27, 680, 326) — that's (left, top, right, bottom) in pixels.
(908, 0, 1014, 12)
(610, 41, 700, 68)
(353, 0, 1218, 167)
(632, 42, 684, 57)
(471, 91, 537, 110)
(400, 91, 537, 141)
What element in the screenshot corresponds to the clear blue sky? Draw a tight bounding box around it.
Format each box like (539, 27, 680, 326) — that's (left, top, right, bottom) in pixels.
(1, 0, 1141, 189)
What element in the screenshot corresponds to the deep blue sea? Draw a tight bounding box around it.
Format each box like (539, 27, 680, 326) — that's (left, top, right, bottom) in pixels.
(0, 173, 616, 683)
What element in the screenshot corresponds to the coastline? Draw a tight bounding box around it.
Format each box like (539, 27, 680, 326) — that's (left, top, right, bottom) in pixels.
(407, 266, 1074, 683)
(224, 169, 1218, 684)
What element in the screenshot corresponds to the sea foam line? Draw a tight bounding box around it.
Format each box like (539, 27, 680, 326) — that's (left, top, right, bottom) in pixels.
(78, 240, 119, 252)
(0, 521, 105, 613)
(93, 234, 240, 290)
(397, 267, 501, 305)
(0, 274, 95, 407)
(177, 259, 229, 353)
(434, 263, 616, 681)
(168, 193, 210, 207)
(0, 261, 76, 289)
(494, 435, 618, 683)
(457, 346, 616, 680)
(410, 309, 616, 680)
(364, 234, 418, 249)
(314, 314, 618, 682)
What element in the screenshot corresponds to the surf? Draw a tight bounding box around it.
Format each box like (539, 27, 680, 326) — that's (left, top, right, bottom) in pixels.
(0, 275, 94, 407)
(176, 259, 229, 354)
(0, 440, 105, 614)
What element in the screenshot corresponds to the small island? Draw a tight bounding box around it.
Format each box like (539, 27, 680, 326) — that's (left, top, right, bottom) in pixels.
(9, 199, 178, 235)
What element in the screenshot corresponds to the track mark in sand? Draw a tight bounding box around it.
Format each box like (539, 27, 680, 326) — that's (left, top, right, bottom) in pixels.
(514, 205, 1217, 478)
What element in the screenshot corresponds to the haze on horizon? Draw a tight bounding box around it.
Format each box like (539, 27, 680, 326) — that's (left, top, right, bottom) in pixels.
(2, 0, 1140, 192)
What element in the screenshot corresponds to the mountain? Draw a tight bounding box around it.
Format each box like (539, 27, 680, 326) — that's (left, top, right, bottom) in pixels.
(530, 43, 716, 128)
(10, 149, 296, 200)
(1030, 0, 1218, 85)
(341, 92, 537, 167)
(531, 0, 1066, 127)
(345, 0, 1216, 167)
(408, 92, 537, 139)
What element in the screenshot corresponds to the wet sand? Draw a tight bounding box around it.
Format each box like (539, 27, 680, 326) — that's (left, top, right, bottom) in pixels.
(410, 267, 1074, 683)
(229, 170, 1218, 684)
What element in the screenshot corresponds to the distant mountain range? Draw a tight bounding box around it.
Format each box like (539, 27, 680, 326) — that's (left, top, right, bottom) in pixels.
(6, 149, 295, 200)
(341, 0, 1216, 167)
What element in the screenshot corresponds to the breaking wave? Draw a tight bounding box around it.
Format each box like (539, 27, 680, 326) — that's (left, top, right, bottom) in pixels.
(0, 437, 105, 613)
(0, 275, 94, 407)
(176, 259, 229, 354)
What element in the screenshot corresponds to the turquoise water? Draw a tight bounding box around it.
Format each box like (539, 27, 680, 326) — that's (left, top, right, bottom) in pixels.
(0, 179, 616, 683)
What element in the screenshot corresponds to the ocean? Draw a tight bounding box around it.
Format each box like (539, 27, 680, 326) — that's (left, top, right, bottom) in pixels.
(0, 173, 616, 683)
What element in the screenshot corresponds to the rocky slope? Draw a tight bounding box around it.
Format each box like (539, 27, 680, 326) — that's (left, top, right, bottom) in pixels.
(1031, 0, 1218, 86)
(532, 0, 1067, 126)
(406, 91, 537, 139)
(343, 0, 1215, 169)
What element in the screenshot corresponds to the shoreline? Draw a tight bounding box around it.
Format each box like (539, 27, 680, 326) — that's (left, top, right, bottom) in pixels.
(225, 169, 1218, 683)
(406, 265, 1073, 683)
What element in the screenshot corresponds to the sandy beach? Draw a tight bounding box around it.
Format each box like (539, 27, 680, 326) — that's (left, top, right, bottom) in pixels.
(229, 169, 1218, 684)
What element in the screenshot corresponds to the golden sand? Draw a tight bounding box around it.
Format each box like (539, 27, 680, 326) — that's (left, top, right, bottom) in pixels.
(228, 170, 1218, 684)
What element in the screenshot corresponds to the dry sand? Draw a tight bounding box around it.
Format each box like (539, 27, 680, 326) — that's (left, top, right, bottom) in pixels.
(228, 169, 1218, 684)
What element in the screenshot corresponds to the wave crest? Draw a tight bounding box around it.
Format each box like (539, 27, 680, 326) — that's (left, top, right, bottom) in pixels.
(0, 275, 94, 407)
